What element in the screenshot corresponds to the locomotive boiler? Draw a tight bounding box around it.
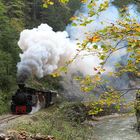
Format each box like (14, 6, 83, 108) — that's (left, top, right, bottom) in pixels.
(11, 84, 57, 114)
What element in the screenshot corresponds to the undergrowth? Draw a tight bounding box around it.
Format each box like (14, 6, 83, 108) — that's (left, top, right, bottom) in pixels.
(0, 91, 12, 114)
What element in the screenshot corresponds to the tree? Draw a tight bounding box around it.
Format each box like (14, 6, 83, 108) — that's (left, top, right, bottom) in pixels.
(0, 1, 24, 91)
(0, 50, 14, 91)
(24, 0, 81, 31)
(49, 0, 140, 115)
(112, 0, 140, 13)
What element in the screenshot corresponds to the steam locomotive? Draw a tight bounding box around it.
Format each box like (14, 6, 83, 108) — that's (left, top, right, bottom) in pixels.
(11, 84, 57, 114)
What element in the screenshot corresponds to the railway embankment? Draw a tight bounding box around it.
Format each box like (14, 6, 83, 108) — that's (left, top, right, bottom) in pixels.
(0, 103, 94, 140)
(0, 101, 139, 140)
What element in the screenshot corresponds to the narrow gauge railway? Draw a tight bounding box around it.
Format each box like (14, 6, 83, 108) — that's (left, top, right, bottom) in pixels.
(0, 114, 21, 124)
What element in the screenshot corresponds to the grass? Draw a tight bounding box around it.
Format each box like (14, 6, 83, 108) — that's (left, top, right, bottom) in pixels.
(8, 103, 95, 140)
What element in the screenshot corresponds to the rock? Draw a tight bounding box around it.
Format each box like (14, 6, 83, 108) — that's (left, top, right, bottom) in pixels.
(32, 133, 44, 140)
(32, 133, 55, 140)
(6, 130, 18, 140)
(46, 135, 54, 140)
(0, 131, 55, 140)
(0, 133, 6, 140)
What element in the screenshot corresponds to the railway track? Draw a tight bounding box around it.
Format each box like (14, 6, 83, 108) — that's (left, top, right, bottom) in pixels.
(0, 114, 21, 124)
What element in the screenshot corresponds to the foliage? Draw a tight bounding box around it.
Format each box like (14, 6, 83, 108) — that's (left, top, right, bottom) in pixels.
(61, 0, 140, 114)
(88, 90, 123, 115)
(60, 102, 89, 123)
(112, 0, 140, 13)
(69, 1, 139, 84)
(43, 0, 69, 8)
(29, 0, 81, 31)
(4, 0, 25, 30)
(0, 90, 12, 114)
(0, 1, 21, 92)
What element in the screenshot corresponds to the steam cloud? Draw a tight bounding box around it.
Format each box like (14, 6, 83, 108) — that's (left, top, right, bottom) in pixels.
(17, 23, 101, 84)
(17, 24, 76, 83)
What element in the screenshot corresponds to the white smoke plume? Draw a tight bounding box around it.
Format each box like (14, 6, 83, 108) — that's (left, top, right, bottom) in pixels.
(17, 24, 76, 83)
(17, 23, 101, 84)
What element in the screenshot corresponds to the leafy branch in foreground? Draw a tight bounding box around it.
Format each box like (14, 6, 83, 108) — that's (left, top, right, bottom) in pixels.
(69, 1, 139, 113)
(45, 0, 139, 112)
(77, 12, 140, 88)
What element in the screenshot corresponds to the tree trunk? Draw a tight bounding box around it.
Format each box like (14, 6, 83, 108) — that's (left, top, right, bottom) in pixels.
(135, 90, 140, 132)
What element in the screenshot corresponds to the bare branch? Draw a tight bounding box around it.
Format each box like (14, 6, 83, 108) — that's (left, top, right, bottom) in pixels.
(113, 87, 140, 92)
(101, 38, 126, 68)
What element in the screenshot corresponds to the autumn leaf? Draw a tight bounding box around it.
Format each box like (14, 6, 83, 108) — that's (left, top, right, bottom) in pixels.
(108, 72, 114, 76)
(70, 16, 78, 21)
(91, 35, 100, 42)
(92, 2, 96, 6)
(137, 72, 140, 77)
(80, 0, 88, 3)
(94, 75, 101, 81)
(135, 27, 140, 32)
(59, 0, 69, 3)
(51, 73, 60, 77)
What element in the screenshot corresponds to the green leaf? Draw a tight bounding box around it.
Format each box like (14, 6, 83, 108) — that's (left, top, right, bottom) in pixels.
(88, 4, 92, 9)
(100, 62, 105, 65)
(100, 55, 106, 60)
(72, 23, 77, 26)
(43, 4, 48, 8)
(93, 45, 98, 49)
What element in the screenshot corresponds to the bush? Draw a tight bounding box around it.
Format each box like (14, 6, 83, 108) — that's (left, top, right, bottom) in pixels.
(59, 102, 89, 123)
(0, 91, 11, 114)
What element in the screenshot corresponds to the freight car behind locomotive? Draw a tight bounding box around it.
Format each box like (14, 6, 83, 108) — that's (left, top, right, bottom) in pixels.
(11, 84, 57, 114)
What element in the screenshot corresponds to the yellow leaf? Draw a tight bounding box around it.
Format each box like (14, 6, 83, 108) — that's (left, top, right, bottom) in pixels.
(70, 16, 77, 21)
(92, 35, 100, 42)
(51, 73, 60, 77)
(80, 0, 88, 3)
(94, 75, 101, 81)
(92, 2, 96, 6)
(135, 27, 140, 32)
(108, 72, 114, 76)
(49, 1, 54, 5)
(137, 72, 140, 77)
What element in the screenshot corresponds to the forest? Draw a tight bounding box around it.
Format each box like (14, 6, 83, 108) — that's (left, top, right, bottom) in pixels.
(0, 0, 140, 139)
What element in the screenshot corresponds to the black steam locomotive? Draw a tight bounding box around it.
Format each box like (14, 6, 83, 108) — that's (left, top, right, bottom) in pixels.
(11, 84, 57, 114)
